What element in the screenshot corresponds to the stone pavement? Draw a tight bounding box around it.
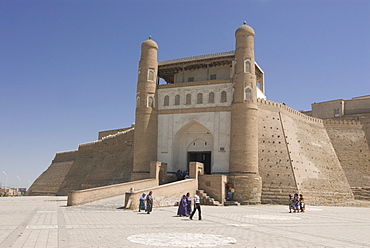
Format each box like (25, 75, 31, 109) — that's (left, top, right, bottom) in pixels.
(0, 196, 370, 248)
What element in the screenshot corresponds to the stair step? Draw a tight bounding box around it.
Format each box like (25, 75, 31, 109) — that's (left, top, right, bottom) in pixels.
(198, 189, 221, 206)
(224, 201, 240, 206)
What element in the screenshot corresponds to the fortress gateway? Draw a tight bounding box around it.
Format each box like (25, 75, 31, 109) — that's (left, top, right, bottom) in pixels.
(28, 23, 370, 206)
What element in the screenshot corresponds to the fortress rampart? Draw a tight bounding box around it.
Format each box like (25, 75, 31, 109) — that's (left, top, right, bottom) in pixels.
(27, 24, 369, 206)
(27, 128, 134, 196)
(258, 99, 354, 205)
(26, 150, 77, 196)
(323, 120, 370, 190)
(28, 99, 368, 206)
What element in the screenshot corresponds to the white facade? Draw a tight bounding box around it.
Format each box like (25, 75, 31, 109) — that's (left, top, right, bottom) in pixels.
(157, 83, 232, 173)
(158, 82, 233, 110)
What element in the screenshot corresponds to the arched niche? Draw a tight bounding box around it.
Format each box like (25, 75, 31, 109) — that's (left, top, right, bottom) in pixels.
(172, 121, 214, 174)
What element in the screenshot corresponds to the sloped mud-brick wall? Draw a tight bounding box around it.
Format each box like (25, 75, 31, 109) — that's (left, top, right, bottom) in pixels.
(56, 128, 134, 195)
(27, 150, 78, 196)
(324, 120, 370, 189)
(258, 100, 354, 205)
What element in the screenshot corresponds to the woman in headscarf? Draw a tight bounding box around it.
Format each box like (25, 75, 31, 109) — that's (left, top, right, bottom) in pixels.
(139, 193, 146, 212)
(177, 195, 188, 217)
(186, 192, 192, 215)
(146, 191, 153, 214)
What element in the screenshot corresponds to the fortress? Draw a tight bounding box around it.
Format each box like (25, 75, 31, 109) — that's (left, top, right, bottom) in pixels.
(27, 23, 370, 206)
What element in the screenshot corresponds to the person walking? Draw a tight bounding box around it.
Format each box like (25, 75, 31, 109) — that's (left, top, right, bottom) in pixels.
(146, 191, 153, 214)
(186, 192, 192, 215)
(177, 195, 188, 216)
(189, 190, 201, 220)
(139, 193, 146, 212)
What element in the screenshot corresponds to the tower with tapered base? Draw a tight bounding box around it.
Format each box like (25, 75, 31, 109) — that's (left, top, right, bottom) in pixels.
(131, 38, 159, 181)
(229, 22, 262, 204)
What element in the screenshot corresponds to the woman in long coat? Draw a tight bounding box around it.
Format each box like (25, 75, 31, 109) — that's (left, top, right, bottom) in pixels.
(186, 192, 192, 214)
(177, 195, 188, 216)
(139, 193, 146, 212)
(146, 191, 153, 214)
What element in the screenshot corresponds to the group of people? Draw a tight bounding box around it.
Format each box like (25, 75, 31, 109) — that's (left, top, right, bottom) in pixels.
(177, 190, 202, 220)
(289, 193, 305, 213)
(138, 190, 202, 220)
(175, 170, 189, 180)
(139, 191, 153, 214)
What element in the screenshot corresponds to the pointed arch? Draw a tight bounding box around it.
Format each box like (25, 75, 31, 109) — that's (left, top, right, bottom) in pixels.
(172, 121, 214, 174)
(186, 93, 192, 105)
(197, 93, 203, 104)
(164, 95, 169, 106)
(244, 86, 253, 100)
(136, 95, 140, 108)
(148, 68, 155, 81)
(208, 91, 215, 103)
(147, 95, 155, 108)
(221, 91, 227, 103)
(174, 94, 180, 105)
(244, 59, 252, 73)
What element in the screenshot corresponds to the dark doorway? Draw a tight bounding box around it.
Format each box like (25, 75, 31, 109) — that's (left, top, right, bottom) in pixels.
(188, 152, 211, 174)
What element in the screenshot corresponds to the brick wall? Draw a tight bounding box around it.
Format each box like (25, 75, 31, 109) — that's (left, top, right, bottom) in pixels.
(198, 174, 227, 204)
(67, 178, 158, 206)
(57, 129, 134, 195)
(125, 179, 198, 210)
(258, 99, 354, 205)
(324, 120, 370, 188)
(28, 128, 134, 196)
(26, 150, 77, 196)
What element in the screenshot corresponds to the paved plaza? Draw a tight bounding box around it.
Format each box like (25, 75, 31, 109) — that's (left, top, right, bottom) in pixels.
(0, 196, 369, 248)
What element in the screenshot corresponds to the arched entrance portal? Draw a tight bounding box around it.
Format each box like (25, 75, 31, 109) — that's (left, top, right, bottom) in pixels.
(188, 151, 212, 174)
(173, 121, 214, 174)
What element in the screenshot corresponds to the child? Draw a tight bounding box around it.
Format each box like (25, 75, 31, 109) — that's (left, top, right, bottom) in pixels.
(299, 194, 305, 212)
(293, 193, 300, 213)
(289, 194, 294, 213)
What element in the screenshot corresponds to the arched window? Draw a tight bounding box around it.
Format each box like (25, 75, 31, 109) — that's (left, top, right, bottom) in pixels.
(245, 87, 253, 100)
(197, 93, 203, 104)
(148, 95, 155, 108)
(208, 92, 215, 103)
(136, 96, 140, 108)
(221, 91, 227, 103)
(148, 68, 155, 81)
(164, 95, 169, 106)
(186, 93, 192, 105)
(244, 59, 251, 73)
(174, 94, 180, 105)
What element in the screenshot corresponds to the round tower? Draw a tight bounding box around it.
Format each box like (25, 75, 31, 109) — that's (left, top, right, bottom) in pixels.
(132, 37, 159, 181)
(229, 22, 262, 204)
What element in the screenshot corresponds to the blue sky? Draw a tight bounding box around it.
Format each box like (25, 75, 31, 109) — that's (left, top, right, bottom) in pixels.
(1, 0, 369, 188)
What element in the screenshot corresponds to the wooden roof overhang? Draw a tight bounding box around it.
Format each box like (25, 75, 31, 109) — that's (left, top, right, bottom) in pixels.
(158, 51, 235, 84)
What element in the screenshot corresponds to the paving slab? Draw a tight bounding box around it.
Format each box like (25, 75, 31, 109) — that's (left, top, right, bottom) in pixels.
(0, 196, 369, 247)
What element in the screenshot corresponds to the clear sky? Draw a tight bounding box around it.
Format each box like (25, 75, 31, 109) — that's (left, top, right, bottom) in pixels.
(1, 0, 369, 188)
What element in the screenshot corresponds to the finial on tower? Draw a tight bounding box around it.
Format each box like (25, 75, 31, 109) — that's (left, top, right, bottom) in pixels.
(149, 36, 152, 39)
(235, 21, 255, 37)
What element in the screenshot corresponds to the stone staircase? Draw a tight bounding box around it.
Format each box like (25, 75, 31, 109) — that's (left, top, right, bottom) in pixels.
(261, 187, 297, 205)
(198, 190, 242, 206)
(352, 187, 370, 201)
(198, 190, 221, 206)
